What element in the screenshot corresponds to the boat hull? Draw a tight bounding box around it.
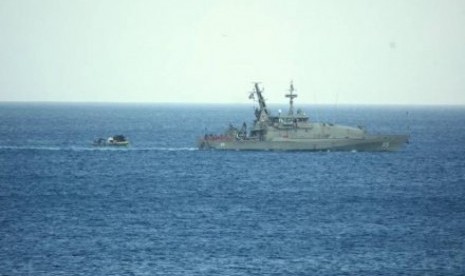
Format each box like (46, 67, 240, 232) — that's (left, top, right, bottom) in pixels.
(199, 135, 409, 152)
(93, 143, 129, 147)
(92, 140, 129, 147)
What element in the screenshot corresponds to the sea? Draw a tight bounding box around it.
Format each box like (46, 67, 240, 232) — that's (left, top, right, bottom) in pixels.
(1, 103, 464, 275)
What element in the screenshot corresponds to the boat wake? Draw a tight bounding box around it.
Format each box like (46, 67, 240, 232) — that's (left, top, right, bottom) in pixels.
(0, 145, 198, 152)
(133, 147, 198, 152)
(0, 145, 64, 151)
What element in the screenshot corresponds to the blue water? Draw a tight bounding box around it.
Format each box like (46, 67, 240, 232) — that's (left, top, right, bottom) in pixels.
(1, 103, 464, 275)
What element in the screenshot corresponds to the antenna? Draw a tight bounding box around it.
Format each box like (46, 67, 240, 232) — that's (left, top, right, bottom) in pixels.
(285, 81, 298, 115)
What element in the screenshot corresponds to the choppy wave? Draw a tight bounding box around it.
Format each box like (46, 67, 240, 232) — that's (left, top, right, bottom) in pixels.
(2, 105, 465, 275)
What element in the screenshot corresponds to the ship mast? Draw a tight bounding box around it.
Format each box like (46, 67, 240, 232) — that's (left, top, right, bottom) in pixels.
(285, 81, 298, 115)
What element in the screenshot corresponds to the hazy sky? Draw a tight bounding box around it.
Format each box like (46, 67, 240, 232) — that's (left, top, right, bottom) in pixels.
(1, 0, 464, 104)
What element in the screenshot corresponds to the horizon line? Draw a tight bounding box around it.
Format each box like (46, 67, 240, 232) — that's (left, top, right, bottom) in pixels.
(1, 100, 465, 107)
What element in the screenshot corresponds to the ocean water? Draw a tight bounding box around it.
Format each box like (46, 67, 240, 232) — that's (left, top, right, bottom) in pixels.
(1, 103, 464, 275)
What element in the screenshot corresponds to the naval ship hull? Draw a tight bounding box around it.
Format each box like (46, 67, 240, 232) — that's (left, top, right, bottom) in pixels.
(199, 135, 408, 152)
(198, 82, 409, 152)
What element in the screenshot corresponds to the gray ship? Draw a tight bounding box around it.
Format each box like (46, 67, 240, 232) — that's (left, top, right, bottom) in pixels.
(198, 82, 409, 151)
